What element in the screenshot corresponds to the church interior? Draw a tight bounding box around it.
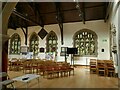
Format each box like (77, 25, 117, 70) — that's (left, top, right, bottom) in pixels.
(1, 1, 120, 89)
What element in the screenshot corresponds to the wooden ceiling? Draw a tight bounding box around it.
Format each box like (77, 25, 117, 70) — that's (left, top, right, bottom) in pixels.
(7, 2, 108, 29)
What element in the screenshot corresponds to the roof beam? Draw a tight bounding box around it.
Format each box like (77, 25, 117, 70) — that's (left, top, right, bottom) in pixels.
(21, 27, 28, 45)
(34, 3, 44, 27)
(104, 2, 113, 22)
(81, 2, 85, 24)
(55, 2, 64, 45)
(12, 10, 42, 26)
(27, 2, 44, 27)
(76, 2, 85, 24)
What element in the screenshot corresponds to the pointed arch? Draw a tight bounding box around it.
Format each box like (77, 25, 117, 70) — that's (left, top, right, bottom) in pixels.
(46, 31, 58, 56)
(10, 33, 21, 54)
(46, 31, 58, 40)
(73, 29, 98, 57)
(29, 32, 39, 55)
(29, 32, 39, 41)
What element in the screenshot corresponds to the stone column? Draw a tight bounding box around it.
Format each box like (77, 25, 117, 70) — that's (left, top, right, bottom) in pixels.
(0, 34, 10, 72)
(1, 2, 18, 72)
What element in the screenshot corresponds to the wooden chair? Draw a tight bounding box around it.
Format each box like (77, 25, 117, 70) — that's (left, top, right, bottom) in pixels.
(90, 59, 97, 73)
(49, 62, 59, 78)
(37, 60, 47, 78)
(43, 61, 55, 79)
(64, 63, 74, 76)
(38, 64, 46, 76)
(0, 72, 15, 89)
(44, 65, 55, 79)
(8, 61, 12, 71)
(97, 60, 106, 76)
(105, 61, 115, 77)
(59, 63, 70, 77)
(14, 60, 23, 71)
(32, 60, 39, 73)
(23, 61, 33, 73)
(9, 58, 18, 71)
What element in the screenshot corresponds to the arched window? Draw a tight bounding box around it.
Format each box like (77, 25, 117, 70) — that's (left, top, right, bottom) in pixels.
(73, 29, 98, 56)
(46, 31, 58, 56)
(29, 33, 39, 55)
(10, 33, 21, 54)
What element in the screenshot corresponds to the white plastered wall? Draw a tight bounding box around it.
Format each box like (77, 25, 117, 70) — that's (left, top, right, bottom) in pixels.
(7, 20, 110, 65)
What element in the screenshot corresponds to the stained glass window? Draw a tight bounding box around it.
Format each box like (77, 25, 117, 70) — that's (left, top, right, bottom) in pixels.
(10, 33, 21, 54)
(29, 33, 39, 55)
(74, 29, 97, 56)
(46, 31, 58, 56)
